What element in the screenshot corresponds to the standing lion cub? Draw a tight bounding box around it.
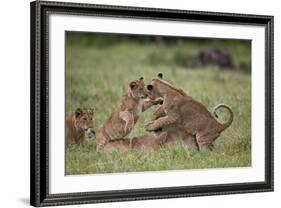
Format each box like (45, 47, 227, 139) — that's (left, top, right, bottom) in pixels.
(145, 73, 233, 150)
(96, 77, 161, 151)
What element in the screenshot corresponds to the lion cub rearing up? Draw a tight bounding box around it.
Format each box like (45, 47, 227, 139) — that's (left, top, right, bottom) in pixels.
(96, 77, 160, 151)
(145, 73, 233, 151)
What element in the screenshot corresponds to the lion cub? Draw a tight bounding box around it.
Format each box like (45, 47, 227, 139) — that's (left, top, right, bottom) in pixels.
(101, 132, 168, 153)
(145, 73, 233, 151)
(96, 77, 161, 151)
(66, 108, 96, 146)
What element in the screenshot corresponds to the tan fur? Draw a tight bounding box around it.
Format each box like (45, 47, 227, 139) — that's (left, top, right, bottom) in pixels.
(96, 77, 161, 151)
(152, 106, 199, 150)
(101, 132, 168, 153)
(145, 74, 233, 150)
(66, 108, 95, 146)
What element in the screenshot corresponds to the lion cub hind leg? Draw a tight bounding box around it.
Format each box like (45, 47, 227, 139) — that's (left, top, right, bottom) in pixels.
(196, 132, 220, 151)
(154, 131, 168, 146)
(96, 130, 110, 152)
(183, 135, 199, 151)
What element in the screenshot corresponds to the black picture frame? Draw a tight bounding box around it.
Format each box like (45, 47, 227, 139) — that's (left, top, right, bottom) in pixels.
(30, 0, 274, 207)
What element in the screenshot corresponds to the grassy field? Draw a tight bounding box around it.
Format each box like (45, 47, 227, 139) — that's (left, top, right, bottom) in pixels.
(66, 33, 251, 175)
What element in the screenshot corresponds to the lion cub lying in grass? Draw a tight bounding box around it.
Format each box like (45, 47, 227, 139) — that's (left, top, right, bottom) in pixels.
(96, 77, 162, 151)
(145, 73, 233, 151)
(101, 132, 168, 153)
(66, 108, 96, 146)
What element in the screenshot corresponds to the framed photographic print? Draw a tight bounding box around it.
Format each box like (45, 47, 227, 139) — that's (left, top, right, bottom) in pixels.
(30, 0, 274, 207)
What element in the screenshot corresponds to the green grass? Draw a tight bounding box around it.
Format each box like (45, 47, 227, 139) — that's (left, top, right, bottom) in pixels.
(66, 33, 251, 175)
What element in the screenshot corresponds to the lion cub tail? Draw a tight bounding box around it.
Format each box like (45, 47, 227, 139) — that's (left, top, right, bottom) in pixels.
(212, 104, 234, 131)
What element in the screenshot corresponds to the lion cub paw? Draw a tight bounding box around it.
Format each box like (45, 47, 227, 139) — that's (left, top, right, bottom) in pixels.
(145, 122, 156, 132)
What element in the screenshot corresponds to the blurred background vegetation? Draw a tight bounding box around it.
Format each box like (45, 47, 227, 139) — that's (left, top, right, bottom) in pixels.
(66, 32, 251, 175)
(67, 32, 251, 72)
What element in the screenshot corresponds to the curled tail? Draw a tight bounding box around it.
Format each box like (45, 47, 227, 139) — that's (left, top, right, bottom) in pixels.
(212, 104, 234, 131)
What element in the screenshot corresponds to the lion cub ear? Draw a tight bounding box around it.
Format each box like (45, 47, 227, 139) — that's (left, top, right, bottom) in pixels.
(75, 108, 83, 118)
(129, 81, 137, 90)
(157, 73, 163, 79)
(139, 77, 144, 80)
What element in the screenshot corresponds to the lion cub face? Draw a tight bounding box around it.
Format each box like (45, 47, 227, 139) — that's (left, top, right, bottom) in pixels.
(74, 108, 96, 139)
(146, 73, 164, 100)
(129, 77, 148, 99)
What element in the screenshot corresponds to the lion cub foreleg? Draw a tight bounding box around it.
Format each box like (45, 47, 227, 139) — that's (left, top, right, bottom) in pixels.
(142, 99, 163, 112)
(145, 115, 178, 132)
(119, 110, 134, 134)
(152, 106, 166, 121)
